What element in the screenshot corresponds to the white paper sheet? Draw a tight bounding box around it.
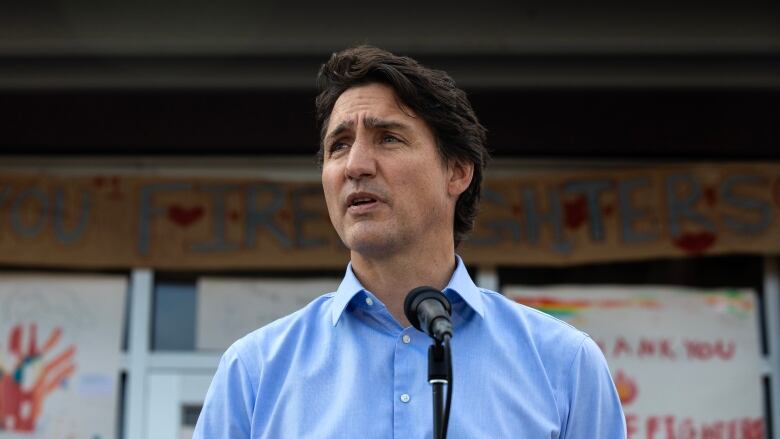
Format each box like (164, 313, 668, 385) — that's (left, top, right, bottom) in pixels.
(506, 285, 765, 438)
(0, 274, 126, 439)
(197, 277, 340, 351)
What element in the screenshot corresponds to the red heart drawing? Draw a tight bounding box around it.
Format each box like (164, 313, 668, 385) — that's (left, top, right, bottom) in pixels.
(563, 196, 588, 230)
(167, 205, 204, 228)
(703, 186, 718, 207)
(672, 231, 717, 254)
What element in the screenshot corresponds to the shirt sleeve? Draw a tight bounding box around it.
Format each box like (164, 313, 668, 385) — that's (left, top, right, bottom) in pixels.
(193, 344, 257, 439)
(561, 336, 627, 439)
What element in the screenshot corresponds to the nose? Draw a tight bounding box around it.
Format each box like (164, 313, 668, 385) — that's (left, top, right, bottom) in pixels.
(344, 137, 376, 180)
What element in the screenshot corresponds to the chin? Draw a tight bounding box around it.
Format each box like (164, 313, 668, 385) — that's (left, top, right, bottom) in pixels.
(347, 237, 391, 254)
(344, 233, 399, 257)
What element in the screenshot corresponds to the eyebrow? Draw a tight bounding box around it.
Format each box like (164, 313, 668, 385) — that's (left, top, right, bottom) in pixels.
(324, 117, 411, 144)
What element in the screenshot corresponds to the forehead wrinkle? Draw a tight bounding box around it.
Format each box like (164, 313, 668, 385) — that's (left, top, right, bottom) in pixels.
(363, 116, 410, 132)
(325, 115, 411, 143)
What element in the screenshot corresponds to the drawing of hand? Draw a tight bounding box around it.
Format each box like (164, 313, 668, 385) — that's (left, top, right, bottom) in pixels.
(0, 323, 76, 432)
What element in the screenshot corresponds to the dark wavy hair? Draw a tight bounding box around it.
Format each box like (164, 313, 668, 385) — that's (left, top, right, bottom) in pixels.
(315, 45, 489, 247)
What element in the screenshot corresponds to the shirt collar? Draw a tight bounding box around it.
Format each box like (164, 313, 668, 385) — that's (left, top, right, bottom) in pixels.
(331, 255, 485, 326)
(331, 262, 365, 326)
(443, 255, 485, 319)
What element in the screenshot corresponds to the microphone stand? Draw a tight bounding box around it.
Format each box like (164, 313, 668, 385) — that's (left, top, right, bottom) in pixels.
(428, 335, 452, 439)
(403, 286, 454, 439)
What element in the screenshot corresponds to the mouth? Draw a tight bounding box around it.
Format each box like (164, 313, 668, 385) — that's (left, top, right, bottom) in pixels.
(346, 192, 382, 212)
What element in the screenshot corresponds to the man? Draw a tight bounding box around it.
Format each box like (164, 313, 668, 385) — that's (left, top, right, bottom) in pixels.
(194, 46, 626, 438)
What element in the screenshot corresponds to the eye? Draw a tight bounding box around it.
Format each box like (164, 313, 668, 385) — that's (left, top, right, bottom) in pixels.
(381, 134, 401, 143)
(328, 140, 349, 156)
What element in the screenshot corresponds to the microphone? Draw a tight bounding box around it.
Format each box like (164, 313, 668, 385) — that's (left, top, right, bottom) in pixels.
(404, 286, 453, 342)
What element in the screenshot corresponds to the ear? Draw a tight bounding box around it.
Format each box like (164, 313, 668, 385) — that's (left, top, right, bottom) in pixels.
(447, 159, 474, 198)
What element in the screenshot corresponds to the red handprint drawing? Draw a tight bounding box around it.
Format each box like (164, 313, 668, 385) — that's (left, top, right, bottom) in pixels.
(0, 324, 76, 432)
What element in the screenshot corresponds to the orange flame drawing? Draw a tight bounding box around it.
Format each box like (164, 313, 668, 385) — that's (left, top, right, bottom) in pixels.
(613, 369, 638, 406)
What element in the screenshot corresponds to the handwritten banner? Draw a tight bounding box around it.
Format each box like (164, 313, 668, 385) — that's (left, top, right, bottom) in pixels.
(507, 285, 765, 439)
(0, 163, 778, 269)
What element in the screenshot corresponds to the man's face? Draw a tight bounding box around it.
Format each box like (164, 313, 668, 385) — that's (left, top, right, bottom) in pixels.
(321, 83, 470, 258)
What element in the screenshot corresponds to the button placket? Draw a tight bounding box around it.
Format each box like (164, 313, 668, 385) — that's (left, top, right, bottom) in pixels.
(393, 325, 420, 438)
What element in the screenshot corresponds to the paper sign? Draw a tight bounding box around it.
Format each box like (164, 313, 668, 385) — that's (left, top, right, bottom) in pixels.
(0, 275, 126, 439)
(506, 285, 765, 439)
(197, 277, 340, 351)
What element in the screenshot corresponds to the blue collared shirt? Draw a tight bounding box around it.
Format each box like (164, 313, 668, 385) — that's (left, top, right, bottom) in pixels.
(194, 257, 626, 438)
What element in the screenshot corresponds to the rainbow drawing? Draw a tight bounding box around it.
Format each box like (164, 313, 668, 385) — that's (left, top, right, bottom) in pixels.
(514, 297, 588, 318)
(514, 296, 661, 318)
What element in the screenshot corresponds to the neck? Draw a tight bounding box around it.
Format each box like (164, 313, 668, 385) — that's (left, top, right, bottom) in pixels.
(350, 244, 457, 327)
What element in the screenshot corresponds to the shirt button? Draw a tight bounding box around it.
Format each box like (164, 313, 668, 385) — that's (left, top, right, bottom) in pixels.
(400, 393, 410, 403)
(365, 297, 374, 306)
(402, 334, 411, 344)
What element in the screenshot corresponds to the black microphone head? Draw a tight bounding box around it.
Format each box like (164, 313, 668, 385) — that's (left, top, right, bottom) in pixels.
(404, 286, 451, 332)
